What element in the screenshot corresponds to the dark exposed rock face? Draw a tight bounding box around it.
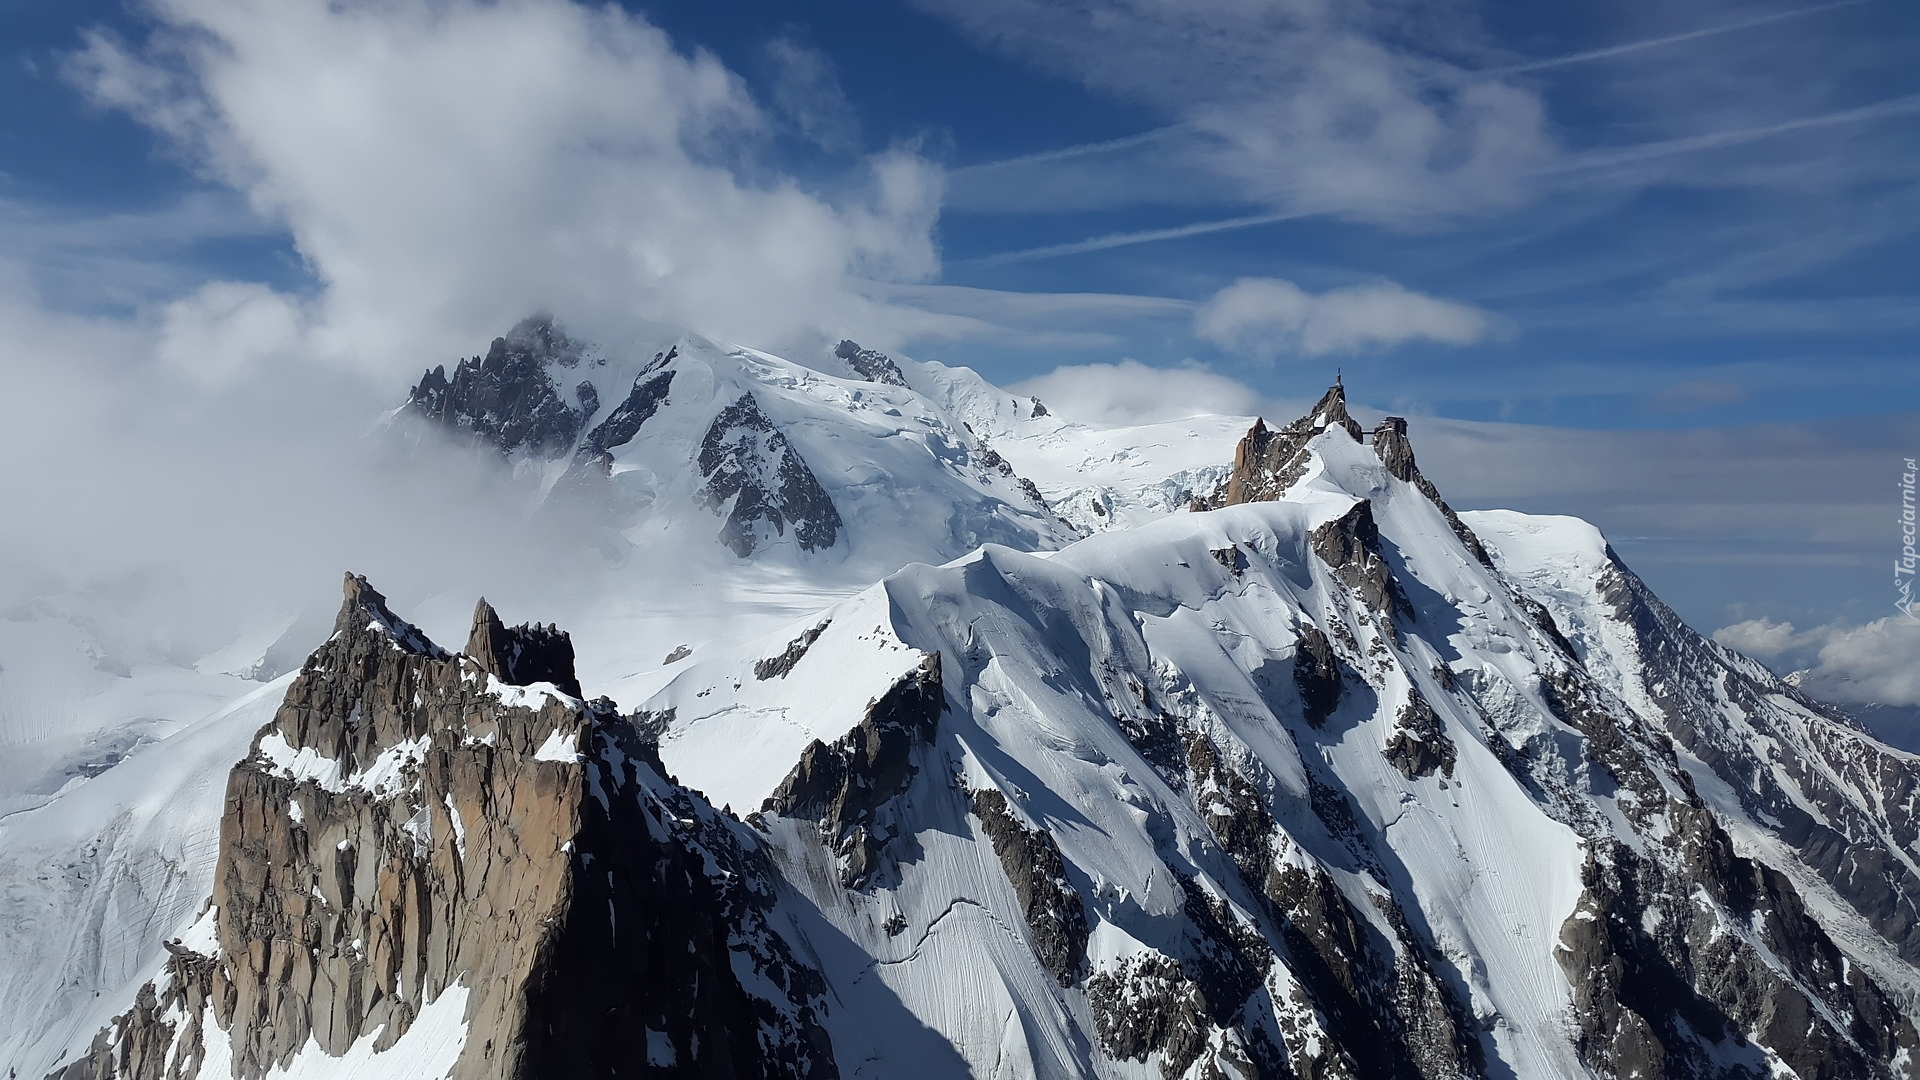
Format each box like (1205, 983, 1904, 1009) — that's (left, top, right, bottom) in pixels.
(550, 367, 678, 500)
(1383, 692, 1456, 779)
(1210, 384, 1364, 507)
(404, 314, 594, 458)
(698, 393, 844, 557)
(57, 574, 839, 1080)
(832, 339, 908, 386)
(756, 620, 831, 681)
(581, 369, 674, 455)
(463, 597, 582, 697)
(1309, 500, 1409, 620)
(1185, 734, 1272, 883)
(763, 653, 943, 888)
(1210, 545, 1247, 574)
(1587, 549, 1920, 969)
(1293, 622, 1344, 729)
(1086, 954, 1211, 1077)
(1370, 417, 1494, 568)
(1263, 854, 1481, 1080)
(971, 788, 1089, 987)
(1556, 816, 1919, 1080)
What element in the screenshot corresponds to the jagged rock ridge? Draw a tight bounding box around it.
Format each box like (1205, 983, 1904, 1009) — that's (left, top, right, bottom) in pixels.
(698, 393, 844, 556)
(833, 339, 908, 387)
(54, 575, 837, 1080)
(404, 315, 596, 458)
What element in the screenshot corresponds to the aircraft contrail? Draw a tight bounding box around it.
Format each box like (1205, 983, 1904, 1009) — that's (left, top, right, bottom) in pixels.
(953, 1, 1871, 176)
(961, 209, 1309, 267)
(1480, 0, 1870, 77)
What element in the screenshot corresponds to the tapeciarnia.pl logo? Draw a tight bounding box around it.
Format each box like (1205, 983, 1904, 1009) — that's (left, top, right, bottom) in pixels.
(1901, 457, 1918, 622)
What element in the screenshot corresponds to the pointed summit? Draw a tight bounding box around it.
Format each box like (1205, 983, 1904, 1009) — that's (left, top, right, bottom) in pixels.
(1367, 416, 1494, 567)
(332, 572, 447, 657)
(1287, 381, 1365, 441)
(465, 597, 583, 698)
(402, 313, 593, 458)
(1210, 382, 1363, 506)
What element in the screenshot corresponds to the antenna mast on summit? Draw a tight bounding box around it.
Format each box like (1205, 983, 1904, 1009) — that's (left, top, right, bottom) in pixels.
(1336, 367, 1342, 388)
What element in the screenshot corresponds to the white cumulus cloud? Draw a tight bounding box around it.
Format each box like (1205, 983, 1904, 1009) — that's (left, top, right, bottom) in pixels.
(1714, 615, 1920, 707)
(66, 0, 943, 378)
(1194, 277, 1497, 359)
(1010, 360, 1294, 427)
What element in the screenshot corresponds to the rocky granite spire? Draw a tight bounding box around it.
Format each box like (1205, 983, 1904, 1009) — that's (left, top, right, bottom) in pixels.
(1371, 415, 1494, 567)
(1201, 387, 1497, 568)
(1210, 382, 1365, 506)
(54, 575, 839, 1080)
(464, 598, 583, 698)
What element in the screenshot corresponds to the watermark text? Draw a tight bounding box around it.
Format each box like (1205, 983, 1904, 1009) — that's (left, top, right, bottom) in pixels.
(1900, 456, 1917, 621)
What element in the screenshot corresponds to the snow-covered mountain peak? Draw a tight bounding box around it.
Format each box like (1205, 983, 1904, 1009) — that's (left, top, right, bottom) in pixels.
(400, 319, 1077, 570)
(616, 405, 1920, 1076)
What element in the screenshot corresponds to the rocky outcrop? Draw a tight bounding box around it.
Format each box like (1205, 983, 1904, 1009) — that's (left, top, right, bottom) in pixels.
(832, 339, 908, 387)
(404, 314, 596, 458)
(55, 574, 839, 1080)
(1370, 417, 1493, 568)
(51, 945, 217, 1080)
(697, 393, 844, 557)
(763, 653, 943, 888)
(1293, 622, 1344, 729)
(1086, 953, 1212, 1077)
(1209, 383, 1363, 507)
(1310, 500, 1409, 620)
(1263, 855, 1480, 1080)
(971, 788, 1089, 987)
(463, 598, 582, 697)
(581, 368, 674, 456)
(1382, 692, 1455, 779)
(1185, 734, 1272, 883)
(550, 364, 677, 500)
(755, 620, 831, 681)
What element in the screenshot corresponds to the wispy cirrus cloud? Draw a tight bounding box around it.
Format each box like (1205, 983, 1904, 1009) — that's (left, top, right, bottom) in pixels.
(933, 0, 1916, 294)
(922, 0, 1554, 226)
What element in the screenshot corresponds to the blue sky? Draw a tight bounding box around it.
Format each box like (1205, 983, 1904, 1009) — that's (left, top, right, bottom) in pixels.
(5, 0, 1916, 423)
(1, 0, 1917, 685)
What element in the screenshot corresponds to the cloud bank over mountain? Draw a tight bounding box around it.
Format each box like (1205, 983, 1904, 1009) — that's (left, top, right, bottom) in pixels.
(67, 0, 945, 379)
(1715, 615, 1920, 707)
